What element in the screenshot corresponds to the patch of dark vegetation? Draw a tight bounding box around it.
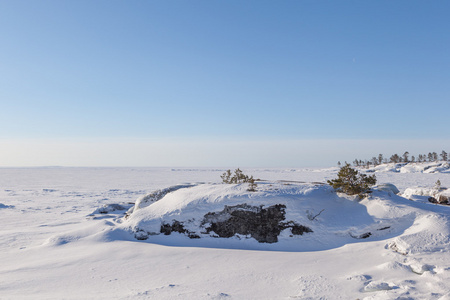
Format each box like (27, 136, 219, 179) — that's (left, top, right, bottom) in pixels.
(202, 204, 312, 243)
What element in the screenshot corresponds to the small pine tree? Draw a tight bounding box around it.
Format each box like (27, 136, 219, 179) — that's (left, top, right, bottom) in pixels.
(378, 154, 383, 165)
(221, 169, 232, 184)
(403, 151, 409, 163)
(221, 168, 251, 184)
(390, 154, 400, 163)
(371, 157, 378, 166)
(231, 168, 249, 183)
(247, 176, 257, 192)
(327, 163, 377, 198)
(434, 179, 441, 191)
(432, 152, 438, 162)
(441, 151, 448, 161)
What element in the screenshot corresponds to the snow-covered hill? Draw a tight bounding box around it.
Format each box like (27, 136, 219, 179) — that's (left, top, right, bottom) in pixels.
(116, 182, 449, 253)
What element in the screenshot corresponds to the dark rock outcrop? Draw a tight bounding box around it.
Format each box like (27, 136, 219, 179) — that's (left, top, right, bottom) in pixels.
(137, 204, 313, 243)
(350, 232, 372, 239)
(429, 195, 449, 205)
(202, 204, 312, 243)
(160, 221, 200, 239)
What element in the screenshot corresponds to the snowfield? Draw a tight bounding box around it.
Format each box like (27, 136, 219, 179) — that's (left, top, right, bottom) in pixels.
(1, 167, 449, 299)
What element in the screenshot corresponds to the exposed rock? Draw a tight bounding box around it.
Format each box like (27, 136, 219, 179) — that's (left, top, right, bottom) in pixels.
(89, 203, 128, 215)
(436, 194, 449, 204)
(151, 204, 314, 243)
(350, 232, 372, 239)
(135, 230, 149, 240)
(387, 241, 408, 255)
(429, 195, 449, 205)
(160, 221, 200, 239)
(377, 226, 391, 231)
(98, 204, 126, 214)
(202, 204, 312, 243)
(290, 223, 314, 235)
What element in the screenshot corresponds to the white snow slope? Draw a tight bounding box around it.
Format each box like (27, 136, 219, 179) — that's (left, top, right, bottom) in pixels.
(1, 167, 449, 299)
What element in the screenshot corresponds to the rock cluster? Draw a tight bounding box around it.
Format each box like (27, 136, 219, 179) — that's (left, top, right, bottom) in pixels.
(159, 203, 313, 243)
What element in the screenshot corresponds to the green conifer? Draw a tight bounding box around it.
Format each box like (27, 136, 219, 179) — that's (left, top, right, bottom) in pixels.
(327, 163, 376, 198)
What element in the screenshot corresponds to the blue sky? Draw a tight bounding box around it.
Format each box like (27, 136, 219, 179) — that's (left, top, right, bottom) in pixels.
(1, 1, 449, 167)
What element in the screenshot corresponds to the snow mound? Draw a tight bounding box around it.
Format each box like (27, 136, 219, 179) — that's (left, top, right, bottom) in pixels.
(363, 281, 395, 292)
(111, 182, 450, 251)
(125, 183, 197, 216)
(403, 187, 450, 205)
(403, 187, 437, 198)
(393, 213, 450, 254)
(374, 183, 400, 195)
(44, 181, 450, 254)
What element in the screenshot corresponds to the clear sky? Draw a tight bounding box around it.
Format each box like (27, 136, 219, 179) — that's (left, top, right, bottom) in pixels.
(1, 1, 449, 167)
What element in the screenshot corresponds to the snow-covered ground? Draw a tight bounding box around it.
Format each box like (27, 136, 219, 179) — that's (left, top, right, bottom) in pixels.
(368, 161, 450, 174)
(1, 167, 449, 299)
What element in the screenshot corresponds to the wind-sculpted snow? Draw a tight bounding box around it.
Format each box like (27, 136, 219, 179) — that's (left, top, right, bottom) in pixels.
(126, 183, 198, 216)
